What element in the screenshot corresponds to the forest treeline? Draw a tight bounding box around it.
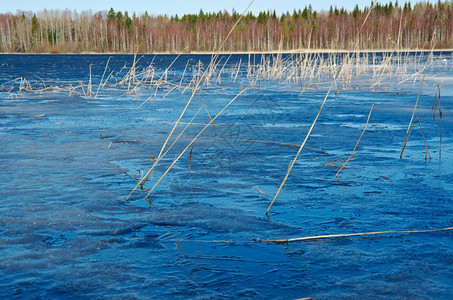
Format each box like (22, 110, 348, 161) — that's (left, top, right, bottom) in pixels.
(1, 1, 453, 53)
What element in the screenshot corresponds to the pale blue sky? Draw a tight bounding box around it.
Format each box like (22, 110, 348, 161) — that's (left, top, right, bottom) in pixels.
(0, 0, 392, 16)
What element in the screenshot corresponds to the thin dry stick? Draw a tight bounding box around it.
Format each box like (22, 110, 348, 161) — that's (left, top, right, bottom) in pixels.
(265, 61, 345, 215)
(335, 104, 374, 178)
(255, 226, 453, 243)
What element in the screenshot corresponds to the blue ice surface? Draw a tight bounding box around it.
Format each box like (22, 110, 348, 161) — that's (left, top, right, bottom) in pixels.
(0, 52, 452, 298)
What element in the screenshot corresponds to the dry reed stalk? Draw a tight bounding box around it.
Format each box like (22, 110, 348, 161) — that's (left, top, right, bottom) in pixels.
(324, 162, 343, 169)
(324, 157, 356, 169)
(6, 93, 18, 100)
(116, 165, 141, 182)
(86, 64, 94, 97)
(179, 58, 193, 90)
(413, 117, 432, 160)
(30, 114, 46, 118)
(233, 58, 242, 83)
(137, 95, 156, 109)
(335, 104, 374, 178)
(216, 54, 232, 85)
(125, 0, 255, 201)
(400, 73, 425, 159)
(265, 60, 346, 215)
(79, 81, 87, 97)
(397, 63, 426, 85)
(203, 106, 217, 135)
(144, 56, 157, 87)
(103, 71, 115, 87)
(18, 77, 33, 93)
(128, 75, 149, 96)
(254, 186, 270, 198)
(432, 86, 442, 159)
(182, 73, 195, 94)
(402, 117, 432, 160)
(68, 84, 79, 96)
(127, 54, 138, 92)
(163, 121, 234, 126)
(201, 58, 222, 87)
(163, 86, 179, 99)
(95, 57, 111, 98)
(255, 226, 453, 243)
(439, 108, 443, 159)
(247, 54, 252, 79)
(146, 67, 156, 87)
(148, 225, 453, 245)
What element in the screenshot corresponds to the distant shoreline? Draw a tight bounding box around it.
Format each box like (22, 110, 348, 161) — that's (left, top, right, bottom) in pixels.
(1, 49, 453, 55)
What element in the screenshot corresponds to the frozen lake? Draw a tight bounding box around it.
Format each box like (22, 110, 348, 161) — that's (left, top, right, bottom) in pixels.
(1, 52, 452, 298)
